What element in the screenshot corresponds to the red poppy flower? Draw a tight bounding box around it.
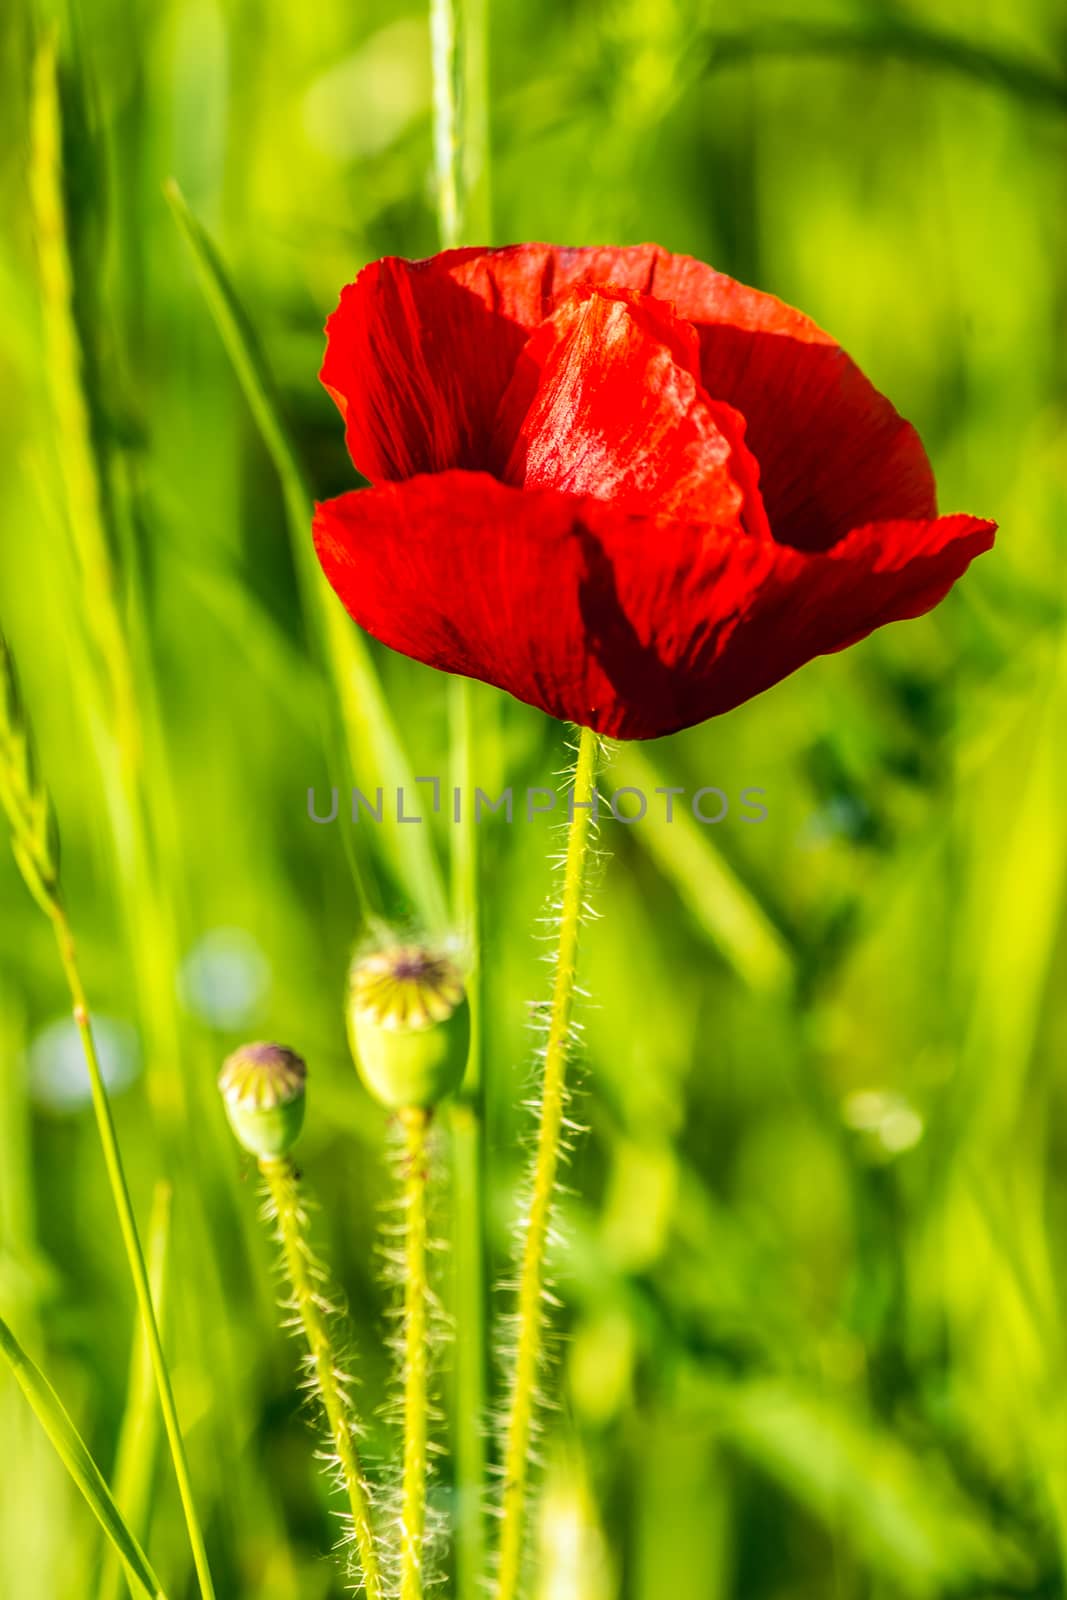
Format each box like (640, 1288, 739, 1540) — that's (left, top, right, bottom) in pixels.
(313, 245, 994, 740)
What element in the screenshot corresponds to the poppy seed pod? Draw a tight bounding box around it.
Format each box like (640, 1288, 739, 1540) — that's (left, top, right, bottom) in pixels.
(347, 944, 469, 1111)
(218, 1042, 307, 1159)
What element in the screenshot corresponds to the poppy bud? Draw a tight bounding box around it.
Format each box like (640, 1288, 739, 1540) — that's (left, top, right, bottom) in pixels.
(218, 1041, 307, 1159)
(346, 943, 469, 1111)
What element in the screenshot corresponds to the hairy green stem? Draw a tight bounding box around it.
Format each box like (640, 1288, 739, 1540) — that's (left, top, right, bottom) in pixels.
(50, 909, 217, 1600)
(400, 1108, 432, 1600)
(496, 725, 601, 1600)
(260, 1158, 382, 1600)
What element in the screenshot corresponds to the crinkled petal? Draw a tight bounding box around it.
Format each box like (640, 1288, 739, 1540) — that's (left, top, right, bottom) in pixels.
(641, 249, 939, 550)
(322, 245, 938, 546)
(506, 244, 939, 547)
(666, 513, 996, 734)
(493, 285, 769, 535)
(319, 255, 530, 481)
(312, 472, 994, 739)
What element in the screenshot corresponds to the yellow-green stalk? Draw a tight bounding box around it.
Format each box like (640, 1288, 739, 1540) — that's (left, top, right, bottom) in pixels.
(496, 726, 602, 1600)
(218, 1044, 382, 1600)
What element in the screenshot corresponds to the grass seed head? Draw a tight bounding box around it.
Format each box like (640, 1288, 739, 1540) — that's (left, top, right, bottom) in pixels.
(0, 633, 61, 913)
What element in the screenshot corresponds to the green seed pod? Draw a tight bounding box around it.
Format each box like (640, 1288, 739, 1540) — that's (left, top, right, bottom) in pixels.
(218, 1042, 307, 1159)
(347, 944, 469, 1111)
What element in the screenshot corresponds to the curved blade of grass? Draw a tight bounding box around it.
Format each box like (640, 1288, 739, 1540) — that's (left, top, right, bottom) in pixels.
(697, 19, 1067, 116)
(0, 1314, 169, 1600)
(613, 745, 793, 994)
(164, 179, 447, 931)
(0, 630, 216, 1600)
(97, 1183, 173, 1600)
(29, 52, 248, 1538)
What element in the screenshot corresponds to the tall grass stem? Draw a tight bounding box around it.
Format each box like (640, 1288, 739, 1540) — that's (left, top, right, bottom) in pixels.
(429, 0, 492, 1588)
(449, 674, 489, 1597)
(50, 909, 218, 1600)
(97, 1182, 172, 1600)
(1, 634, 216, 1600)
(430, 0, 461, 247)
(165, 180, 448, 933)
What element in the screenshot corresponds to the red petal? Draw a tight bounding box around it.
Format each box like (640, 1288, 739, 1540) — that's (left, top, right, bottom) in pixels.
(319, 255, 530, 481)
(314, 473, 632, 727)
(312, 473, 994, 740)
(323, 246, 937, 547)
(519, 245, 939, 548)
(493, 285, 769, 535)
(667, 513, 997, 733)
(643, 251, 939, 551)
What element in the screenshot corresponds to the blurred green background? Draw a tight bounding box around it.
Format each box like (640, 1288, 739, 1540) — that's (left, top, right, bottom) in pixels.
(1, 0, 1066, 1596)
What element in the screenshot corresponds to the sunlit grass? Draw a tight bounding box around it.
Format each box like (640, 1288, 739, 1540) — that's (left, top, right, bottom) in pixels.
(1, 0, 1065, 1596)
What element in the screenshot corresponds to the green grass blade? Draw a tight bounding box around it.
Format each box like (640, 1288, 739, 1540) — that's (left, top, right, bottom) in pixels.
(613, 745, 793, 994)
(0, 1314, 169, 1600)
(698, 19, 1067, 115)
(429, 0, 492, 1587)
(164, 179, 448, 931)
(97, 1183, 173, 1600)
(950, 630, 1067, 1153)
(691, 1373, 1028, 1594)
(28, 30, 140, 768)
(0, 630, 217, 1600)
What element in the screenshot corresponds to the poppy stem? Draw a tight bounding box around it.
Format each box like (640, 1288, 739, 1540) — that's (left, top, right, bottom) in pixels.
(259, 1155, 382, 1600)
(399, 1106, 433, 1600)
(496, 724, 601, 1600)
